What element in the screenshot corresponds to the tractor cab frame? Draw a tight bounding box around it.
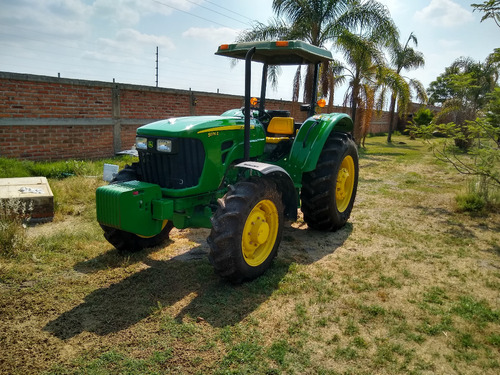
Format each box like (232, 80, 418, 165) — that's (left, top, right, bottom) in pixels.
(215, 40, 333, 160)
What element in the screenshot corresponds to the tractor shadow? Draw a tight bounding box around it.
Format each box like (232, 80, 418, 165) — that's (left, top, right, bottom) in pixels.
(44, 223, 352, 340)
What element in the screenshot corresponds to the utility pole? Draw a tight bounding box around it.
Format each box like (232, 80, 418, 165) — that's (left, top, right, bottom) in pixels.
(155, 46, 159, 87)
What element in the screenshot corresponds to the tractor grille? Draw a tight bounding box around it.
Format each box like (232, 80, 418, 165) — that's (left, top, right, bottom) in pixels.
(138, 138, 205, 189)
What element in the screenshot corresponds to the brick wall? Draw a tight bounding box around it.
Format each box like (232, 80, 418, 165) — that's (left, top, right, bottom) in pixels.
(120, 88, 191, 119)
(370, 112, 392, 134)
(0, 122, 115, 160)
(0, 71, 392, 161)
(0, 78, 112, 119)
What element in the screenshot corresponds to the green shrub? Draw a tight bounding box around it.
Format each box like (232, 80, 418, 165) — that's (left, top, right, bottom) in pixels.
(0, 199, 31, 257)
(0, 158, 32, 178)
(1, 156, 139, 180)
(413, 107, 434, 126)
(456, 193, 486, 213)
(456, 177, 500, 213)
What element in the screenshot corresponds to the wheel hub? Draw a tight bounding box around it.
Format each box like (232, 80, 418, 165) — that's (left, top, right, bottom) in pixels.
(250, 215, 270, 245)
(336, 168, 350, 201)
(335, 155, 356, 213)
(241, 199, 279, 267)
(245, 209, 270, 248)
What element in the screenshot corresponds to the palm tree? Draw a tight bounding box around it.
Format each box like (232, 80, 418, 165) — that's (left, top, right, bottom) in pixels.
(334, 4, 400, 144)
(335, 49, 409, 146)
(385, 33, 426, 143)
(335, 35, 379, 142)
(238, 0, 399, 108)
(321, 60, 346, 113)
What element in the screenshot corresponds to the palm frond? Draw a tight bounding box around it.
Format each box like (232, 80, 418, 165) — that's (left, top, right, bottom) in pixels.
(337, 0, 399, 48)
(472, 0, 500, 27)
(267, 65, 282, 91)
(237, 19, 291, 42)
(408, 78, 428, 104)
(336, 30, 385, 69)
(377, 66, 411, 114)
(375, 85, 389, 112)
(407, 32, 418, 47)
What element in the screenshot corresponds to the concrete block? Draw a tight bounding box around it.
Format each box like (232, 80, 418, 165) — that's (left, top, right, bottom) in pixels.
(0, 177, 54, 222)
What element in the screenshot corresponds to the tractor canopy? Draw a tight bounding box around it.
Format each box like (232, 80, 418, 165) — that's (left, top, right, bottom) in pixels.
(215, 40, 333, 65)
(216, 40, 334, 161)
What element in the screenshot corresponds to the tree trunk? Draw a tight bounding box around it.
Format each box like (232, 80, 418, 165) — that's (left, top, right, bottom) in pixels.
(387, 93, 397, 143)
(351, 83, 361, 145)
(351, 101, 363, 145)
(303, 65, 315, 104)
(327, 78, 334, 113)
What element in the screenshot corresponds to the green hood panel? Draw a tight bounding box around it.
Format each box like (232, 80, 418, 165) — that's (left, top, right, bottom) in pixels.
(135, 115, 266, 197)
(137, 116, 247, 137)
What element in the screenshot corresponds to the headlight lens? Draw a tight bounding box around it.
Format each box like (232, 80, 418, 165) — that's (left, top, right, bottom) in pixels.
(157, 139, 172, 152)
(135, 136, 147, 150)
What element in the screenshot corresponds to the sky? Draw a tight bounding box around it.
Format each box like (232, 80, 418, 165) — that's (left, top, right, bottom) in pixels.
(0, 0, 498, 106)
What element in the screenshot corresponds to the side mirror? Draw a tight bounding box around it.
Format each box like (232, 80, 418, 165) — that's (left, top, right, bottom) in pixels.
(300, 104, 311, 112)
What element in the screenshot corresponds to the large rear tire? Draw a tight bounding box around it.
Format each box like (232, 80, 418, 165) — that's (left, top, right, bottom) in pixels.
(101, 163, 173, 253)
(301, 132, 358, 231)
(208, 178, 284, 283)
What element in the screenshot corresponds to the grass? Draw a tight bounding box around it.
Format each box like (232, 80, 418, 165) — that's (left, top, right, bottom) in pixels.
(0, 135, 499, 374)
(0, 155, 137, 180)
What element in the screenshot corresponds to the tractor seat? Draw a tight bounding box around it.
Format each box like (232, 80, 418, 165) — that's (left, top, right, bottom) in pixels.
(266, 117, 295, 144)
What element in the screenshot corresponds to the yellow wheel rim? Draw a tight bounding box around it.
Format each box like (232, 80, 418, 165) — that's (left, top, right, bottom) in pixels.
(241, 199, 279, 267)
(137, 220, 169, 238)
(336, 155, 355, 213)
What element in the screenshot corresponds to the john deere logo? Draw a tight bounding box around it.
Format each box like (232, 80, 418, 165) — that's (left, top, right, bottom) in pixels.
(147, 140, 154, 149)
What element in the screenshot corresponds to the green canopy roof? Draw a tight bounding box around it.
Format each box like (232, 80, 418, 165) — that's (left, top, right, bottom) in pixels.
(215, 40, 333, 65)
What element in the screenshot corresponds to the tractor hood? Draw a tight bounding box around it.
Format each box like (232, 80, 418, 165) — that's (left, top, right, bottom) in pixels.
(137, 116, 250, 137)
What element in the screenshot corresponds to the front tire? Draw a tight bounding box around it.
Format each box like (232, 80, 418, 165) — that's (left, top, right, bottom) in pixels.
(208, 178, 284, 283)
(101, 221, 173, 253)
(301, 132, 358, 231)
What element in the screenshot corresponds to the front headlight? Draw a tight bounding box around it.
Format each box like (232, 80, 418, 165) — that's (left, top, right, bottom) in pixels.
(135, 136, 148, 150)
(157, 139, 172, 153)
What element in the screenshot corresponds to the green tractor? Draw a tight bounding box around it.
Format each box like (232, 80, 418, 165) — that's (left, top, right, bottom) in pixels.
(96, 40, 358, 283)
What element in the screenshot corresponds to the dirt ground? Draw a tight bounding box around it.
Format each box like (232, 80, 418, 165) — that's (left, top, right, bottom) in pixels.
(1, 137, 499, 374)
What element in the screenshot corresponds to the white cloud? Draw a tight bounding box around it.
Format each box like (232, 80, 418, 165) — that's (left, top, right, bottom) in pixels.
(91, 0, 203, 25)
(0, 0, 91, 40)
(182, 26, 240, 43)
(414, 0, 473, 28)
(83, 28, 175, 64)
(376, 0, 404, 14)
(437, 39, 461, 49)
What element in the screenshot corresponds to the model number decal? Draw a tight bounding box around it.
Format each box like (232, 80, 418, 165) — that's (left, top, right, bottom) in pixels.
(197, 125, 255, 134)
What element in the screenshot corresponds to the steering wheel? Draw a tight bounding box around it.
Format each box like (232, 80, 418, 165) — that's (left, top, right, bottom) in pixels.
(241, 106, 271, 123)
(257, 109, 271, 123)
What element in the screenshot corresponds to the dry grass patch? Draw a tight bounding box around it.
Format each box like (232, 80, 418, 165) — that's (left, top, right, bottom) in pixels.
(0, 135, 499, 374)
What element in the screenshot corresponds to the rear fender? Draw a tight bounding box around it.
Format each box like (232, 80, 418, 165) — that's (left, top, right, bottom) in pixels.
(235, 161, 298, 220)
(289, 113, 353, 174)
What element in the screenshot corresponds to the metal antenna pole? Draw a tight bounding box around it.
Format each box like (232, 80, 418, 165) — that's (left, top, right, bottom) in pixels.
(156, 46, 159, 87)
